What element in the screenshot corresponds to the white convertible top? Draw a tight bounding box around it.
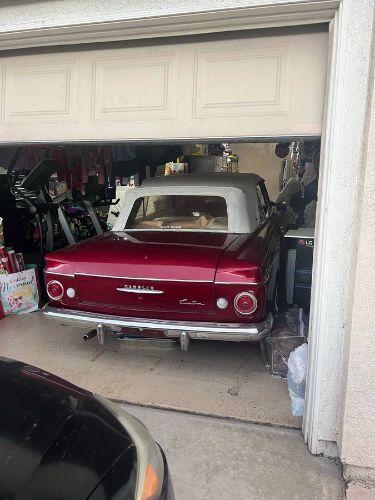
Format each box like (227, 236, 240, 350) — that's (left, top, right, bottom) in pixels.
(142, 173, 262, 195)
(113, 173, 264, 233)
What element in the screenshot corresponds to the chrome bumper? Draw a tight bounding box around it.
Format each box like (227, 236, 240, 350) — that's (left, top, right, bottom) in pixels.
(42, 304, 272, 342)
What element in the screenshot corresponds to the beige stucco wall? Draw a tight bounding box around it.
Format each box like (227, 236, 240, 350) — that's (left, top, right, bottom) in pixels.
(232, 143, 281, 200)
(339, 18, 375, 483)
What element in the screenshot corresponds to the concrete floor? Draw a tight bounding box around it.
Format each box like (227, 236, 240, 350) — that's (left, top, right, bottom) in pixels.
(0, 311, 301, 428)
(121, 403, 344, 500)
(346, 484, 375, 499)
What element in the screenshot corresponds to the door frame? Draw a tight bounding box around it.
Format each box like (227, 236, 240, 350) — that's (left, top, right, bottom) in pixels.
(0, 0, 373, 457)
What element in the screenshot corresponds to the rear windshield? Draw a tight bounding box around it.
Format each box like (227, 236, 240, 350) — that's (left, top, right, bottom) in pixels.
(125, 195, 228, 231)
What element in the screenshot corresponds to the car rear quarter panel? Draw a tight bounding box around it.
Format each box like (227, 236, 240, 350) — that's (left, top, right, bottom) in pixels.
(214, 220, 281, 322)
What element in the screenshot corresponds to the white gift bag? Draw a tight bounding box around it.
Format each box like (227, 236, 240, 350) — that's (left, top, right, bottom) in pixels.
(0, 266, 40, 315)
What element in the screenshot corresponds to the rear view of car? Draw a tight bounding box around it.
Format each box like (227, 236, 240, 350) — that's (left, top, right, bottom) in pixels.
(43, 173, 279, 351)
(0, 357, 173, 500)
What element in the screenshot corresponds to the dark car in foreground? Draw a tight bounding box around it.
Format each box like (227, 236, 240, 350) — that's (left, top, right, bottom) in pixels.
(0, 357, 173, 500)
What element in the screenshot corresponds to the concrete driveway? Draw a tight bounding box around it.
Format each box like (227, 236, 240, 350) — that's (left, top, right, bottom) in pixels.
(122, 403, 344, 500)
(0, 311, 345, 499)
(0, 310, 300, 428)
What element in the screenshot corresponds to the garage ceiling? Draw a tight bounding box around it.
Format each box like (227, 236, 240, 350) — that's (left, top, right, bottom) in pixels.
(0, 29, 328, 143)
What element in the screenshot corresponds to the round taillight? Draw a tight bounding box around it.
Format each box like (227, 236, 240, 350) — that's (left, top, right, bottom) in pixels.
(234, 292, 257, 315)
(47, 280, 64, 300)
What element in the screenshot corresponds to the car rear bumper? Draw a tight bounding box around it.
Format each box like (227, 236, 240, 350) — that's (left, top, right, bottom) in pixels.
(42, 304, 273, 342)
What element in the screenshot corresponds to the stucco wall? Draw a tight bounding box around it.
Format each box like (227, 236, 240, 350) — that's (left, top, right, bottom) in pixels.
(232, 143, 281, 200)
(339, 20, 375, 480)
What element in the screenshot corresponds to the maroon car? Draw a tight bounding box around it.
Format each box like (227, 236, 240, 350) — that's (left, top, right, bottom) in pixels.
(43, 174, 282, 351)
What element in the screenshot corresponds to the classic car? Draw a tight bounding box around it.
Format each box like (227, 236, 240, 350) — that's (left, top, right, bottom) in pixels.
(0, 356, 173, 499)
(43, 173, 282, 351)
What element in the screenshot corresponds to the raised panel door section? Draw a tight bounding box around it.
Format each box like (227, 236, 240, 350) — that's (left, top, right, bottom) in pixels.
(92, 53, 177, 121)
(189, 31, 327, 138)
(193, 43, 292, 118)
(0, 29, 327, 142)
(2, 59, 78, 124)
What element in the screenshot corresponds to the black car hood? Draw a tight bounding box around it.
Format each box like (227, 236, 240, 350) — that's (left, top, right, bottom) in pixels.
(0, 357, 136, 500)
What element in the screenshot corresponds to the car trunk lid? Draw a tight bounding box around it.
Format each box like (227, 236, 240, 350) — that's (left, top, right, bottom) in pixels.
(75, 231, 238, 314)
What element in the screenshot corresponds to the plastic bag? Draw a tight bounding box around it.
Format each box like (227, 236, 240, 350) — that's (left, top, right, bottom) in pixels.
(260, 308, 307, 378)
(287, 343, 308, 416)
(288, 343, 308, 384)
(271, 308, 306, 338)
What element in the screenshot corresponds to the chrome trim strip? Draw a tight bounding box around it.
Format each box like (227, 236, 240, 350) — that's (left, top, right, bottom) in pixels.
(214, 281, 260, 286)
(45, 272, 268, 285)
(215, 275, 271, 285)
(75, 272, 211, 283)
(44, 271, 75, 278)
(116, 287, 164, 294)
(42, 304, 273, 341)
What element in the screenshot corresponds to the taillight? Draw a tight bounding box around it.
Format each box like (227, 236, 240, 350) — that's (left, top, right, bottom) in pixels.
(234, 291, 257, 315)
(46, 280, 64, 300)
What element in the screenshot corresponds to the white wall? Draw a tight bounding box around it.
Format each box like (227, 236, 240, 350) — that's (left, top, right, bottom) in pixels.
(231, 143, 281, 200)
(339, 22, 375, 483)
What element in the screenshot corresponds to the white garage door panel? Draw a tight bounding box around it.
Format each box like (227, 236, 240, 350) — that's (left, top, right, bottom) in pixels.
(0, 30, 328, 142)
(193, 44, 292, 118)
(2, 60, 78, 124)
(92, 53, 177, 121)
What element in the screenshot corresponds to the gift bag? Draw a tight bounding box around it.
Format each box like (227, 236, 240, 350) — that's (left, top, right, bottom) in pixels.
(0, 265, 40, 315)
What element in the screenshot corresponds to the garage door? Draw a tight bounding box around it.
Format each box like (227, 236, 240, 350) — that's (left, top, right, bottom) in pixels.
(0, 29, 328, 143)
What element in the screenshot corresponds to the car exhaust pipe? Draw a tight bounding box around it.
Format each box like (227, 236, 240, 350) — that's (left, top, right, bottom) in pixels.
(83, 329, 97, 341)
(180, 331, 190, 352)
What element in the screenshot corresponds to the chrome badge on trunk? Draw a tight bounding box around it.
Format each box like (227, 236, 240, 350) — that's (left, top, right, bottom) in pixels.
(179, 298, 205, 306)
(116, 284, 164, 294)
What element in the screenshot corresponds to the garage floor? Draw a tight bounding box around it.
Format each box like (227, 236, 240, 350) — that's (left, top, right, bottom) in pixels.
(0, 311, 301, 428)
